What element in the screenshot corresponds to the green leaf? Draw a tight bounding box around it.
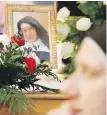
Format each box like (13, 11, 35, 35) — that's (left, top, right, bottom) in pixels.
(3, 92, 12, 105)
(0, 90, 7, 103)
(65, 16, 82, 37)
(78, 2, 99, 16)
(94, 19, 103, 26)
(0, 88, 4, 96)
(69, 25, 79, 36)
(12, 99, 17, 113)
(72, 35, 81, 45)
(11, 44, 18, 50)
(67, 16, 81, 28)
(57, 32, 67, 42)
(9, 97, 14, 113)
(17, 100, 25, 113)
(14, 50, 21, 55)
(9, 55, 21, 62)
(0, 54, 5, 62)
(97, 1, 103, 8)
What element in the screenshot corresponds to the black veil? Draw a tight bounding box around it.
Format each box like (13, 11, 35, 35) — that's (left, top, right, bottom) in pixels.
(17, 16, 49, 48)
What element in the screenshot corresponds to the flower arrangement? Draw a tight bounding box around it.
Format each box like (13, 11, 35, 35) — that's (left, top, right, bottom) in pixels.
(0, 34, 60, 114)
(57, 1, 106, 74)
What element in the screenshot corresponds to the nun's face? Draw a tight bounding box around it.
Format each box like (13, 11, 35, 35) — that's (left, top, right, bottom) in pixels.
(61, 70, 106, 115)
(47, 71, 106, 115)
(21, 26, 37, 42)
(47, 37, 106, 115)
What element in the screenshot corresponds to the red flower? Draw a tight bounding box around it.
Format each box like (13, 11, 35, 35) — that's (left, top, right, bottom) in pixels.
(24, 57, 37, 74)
(16, 37, 25, 46)
(11, 36, 17, 42)
(11, 35, 25, 46)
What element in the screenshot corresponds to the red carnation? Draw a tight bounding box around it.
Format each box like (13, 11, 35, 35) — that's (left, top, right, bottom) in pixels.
(24, 57, 37, 74)
(11, 35, 25, 46)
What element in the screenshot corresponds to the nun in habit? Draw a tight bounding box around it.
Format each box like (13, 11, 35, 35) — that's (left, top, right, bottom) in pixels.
(17, 16, 50, 65)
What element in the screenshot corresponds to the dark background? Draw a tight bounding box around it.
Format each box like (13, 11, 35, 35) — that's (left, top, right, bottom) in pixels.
(57, 1, 85, 16)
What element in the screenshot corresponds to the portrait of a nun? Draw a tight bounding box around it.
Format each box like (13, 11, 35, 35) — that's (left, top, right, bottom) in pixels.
(17, 16, 50, 65)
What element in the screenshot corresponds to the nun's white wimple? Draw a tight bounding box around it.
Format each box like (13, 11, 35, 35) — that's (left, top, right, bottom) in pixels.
(21, 22, 31, 29)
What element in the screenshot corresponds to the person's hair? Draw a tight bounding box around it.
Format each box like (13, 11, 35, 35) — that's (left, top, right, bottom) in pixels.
(81, 23, 106, 53)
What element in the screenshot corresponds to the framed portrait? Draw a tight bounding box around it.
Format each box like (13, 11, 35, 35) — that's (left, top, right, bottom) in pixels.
(5, 4, 57, 68)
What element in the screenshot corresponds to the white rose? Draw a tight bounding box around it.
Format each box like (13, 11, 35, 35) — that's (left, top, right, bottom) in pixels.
(76, 17, 92, 31)
(61, 42, 74, 59)
(57, 23, 70, 39)
(0, 34, 11, 48)
(77, 1, 87, 4)
(103, 1, 107, 5)
(57, 7, 70, 22)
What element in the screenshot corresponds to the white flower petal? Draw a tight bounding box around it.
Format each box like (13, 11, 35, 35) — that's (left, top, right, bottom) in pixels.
(57, 7, 70, 22)
(57, 23, 70, 38)
(103, 1, 107, 5)
(76, 17, 92, 31)
(61, 42, 74, 59)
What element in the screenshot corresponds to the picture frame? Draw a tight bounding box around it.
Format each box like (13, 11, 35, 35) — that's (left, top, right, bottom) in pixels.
(5, 4, 57, 68)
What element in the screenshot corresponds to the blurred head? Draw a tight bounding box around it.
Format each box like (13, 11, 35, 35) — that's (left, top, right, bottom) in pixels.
(48, 37, 106, 115)
(21, 22, 37, 42)
(60, 69, 106, 115)
(60, 37, 106, 115)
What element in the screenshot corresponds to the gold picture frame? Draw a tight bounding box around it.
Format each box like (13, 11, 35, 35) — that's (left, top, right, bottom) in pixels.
(4, 3, 71, 101)
(5, 4, 57, 68)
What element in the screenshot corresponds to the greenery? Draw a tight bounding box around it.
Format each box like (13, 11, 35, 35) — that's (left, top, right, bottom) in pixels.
(0, 35, 60, 115)
(0, 88, 35, 115)
(0, 42, 60, 91)
(78, 1, 106, 26)
(57, 1, 106, 74)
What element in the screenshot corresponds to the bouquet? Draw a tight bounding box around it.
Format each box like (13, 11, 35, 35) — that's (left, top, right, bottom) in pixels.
(0, 34, 60, 114)
(57, 1, 106, 74)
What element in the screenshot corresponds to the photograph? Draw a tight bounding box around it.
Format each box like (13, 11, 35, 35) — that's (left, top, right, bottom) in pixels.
(6, 4, 57, 67)
(14, 14, 50, 64)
